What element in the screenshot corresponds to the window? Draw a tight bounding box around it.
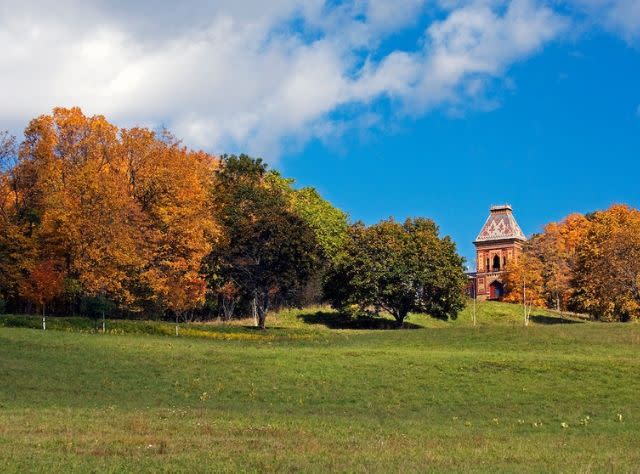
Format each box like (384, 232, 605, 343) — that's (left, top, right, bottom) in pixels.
(492, 255, 500, 271)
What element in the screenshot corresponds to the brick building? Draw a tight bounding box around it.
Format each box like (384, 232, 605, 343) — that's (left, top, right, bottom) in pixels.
(469, 205, 526, 301)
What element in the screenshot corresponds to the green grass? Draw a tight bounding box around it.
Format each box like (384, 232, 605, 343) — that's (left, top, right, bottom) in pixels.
(1, 302, 639, 472)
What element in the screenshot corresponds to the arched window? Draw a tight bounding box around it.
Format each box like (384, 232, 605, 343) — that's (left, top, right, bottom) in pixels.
(493, 255, 500, 271)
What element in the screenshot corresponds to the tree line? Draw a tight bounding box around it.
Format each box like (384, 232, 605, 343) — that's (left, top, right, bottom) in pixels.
(0, 108, 467, 328)
(503, 205, 640, 322)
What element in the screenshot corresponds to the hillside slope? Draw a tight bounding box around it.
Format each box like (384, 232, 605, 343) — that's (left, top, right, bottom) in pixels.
(1, 303, 638, 472)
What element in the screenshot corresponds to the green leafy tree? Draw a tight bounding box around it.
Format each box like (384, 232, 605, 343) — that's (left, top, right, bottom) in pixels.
(208, 155, 320, 329)
(324, 218, 467, 326)
(288, 184, 348, 305)
(264, 171, 348, 261)
(290, 187, 348, 262)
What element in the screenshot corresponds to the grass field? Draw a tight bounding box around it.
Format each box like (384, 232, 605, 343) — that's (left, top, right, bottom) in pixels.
(1, 302, 639, 472)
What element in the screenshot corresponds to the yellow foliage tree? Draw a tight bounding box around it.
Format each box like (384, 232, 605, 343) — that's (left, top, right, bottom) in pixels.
(503, 248, 546, 308)
(574, 205, 640, 321)
(533, 213, 590, 311)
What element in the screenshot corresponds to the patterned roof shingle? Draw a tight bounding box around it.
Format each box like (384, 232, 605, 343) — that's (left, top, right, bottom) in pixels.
(475, 205, 526, 243)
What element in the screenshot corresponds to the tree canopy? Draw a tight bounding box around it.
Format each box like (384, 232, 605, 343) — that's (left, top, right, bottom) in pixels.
(1, 108, 218, 317)
(324, 218, 467, 325)
(504, 205, 640, 321)
(10, 107, 638, 327)
(207, 154, 321, 328)
(0, 112, 353, 328)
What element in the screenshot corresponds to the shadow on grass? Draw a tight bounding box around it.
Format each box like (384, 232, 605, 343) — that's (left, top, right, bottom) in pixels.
(530, 314, 584, 325)
(299, 311, 422, 330)
(241, 325, 287, 331)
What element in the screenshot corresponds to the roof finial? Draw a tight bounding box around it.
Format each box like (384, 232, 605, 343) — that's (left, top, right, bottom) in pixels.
(490, 204, 512, 212)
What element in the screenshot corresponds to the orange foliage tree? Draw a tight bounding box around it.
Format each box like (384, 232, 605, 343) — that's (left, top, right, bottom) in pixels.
(18, 109, 150, 309)
(503, 246, 546, 308)
(532, 213, 590, 311)
(0, 132, 35, 305)
(10, 108, 219, 318)
(127, 133, 218, 318)
(20, 260, 65, 317)
(573, 205, 640, 321)
(514, 205, 640, 322)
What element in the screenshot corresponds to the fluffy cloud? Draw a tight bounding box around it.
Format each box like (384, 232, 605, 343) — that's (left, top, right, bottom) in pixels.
(415, 0, 567, 109)
(567, 0, 640, 42)
(0, 0, 629, 157)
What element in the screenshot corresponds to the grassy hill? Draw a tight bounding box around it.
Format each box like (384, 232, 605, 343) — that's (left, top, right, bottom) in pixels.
(1, 302, 638, 472)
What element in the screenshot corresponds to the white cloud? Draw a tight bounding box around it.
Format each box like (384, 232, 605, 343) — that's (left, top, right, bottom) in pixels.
(413, 0, 567, 110)
(0, 0, 626, 158)
(567, 0, 640, 42)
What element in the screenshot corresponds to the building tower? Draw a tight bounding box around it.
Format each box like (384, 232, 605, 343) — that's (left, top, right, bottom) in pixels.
(472, 204, 526, 301)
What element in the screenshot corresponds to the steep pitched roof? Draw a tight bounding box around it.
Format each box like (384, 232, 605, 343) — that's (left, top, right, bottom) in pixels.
(475, 205, 526, 243)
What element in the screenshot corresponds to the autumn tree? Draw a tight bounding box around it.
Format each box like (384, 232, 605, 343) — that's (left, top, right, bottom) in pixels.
(20, 260, 65, 328)
(324, 218, 467, 326)
(532, 213, 590, 311)
(503, 246, 545, 324)
(573, 205, 640, 321)
(17, 109, 150, 310)
(502, 205, 640, 322)
(126, 132, 218, 321)
(0, 130, 16, 171)
(0, 131, 34, 309)
(208, 154, 320, 329)
(8, 108, 219, 319)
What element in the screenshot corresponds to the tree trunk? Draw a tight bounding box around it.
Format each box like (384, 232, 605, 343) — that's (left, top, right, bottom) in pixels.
(222, 296, 236, 321)
(252, 297, 258, 326)
(254, 290, 269, 330)
(394, 310, 407, 328)
(42, 304, 46, 331)
(257, 309, 267, 330)
(523, 278, 528, 327)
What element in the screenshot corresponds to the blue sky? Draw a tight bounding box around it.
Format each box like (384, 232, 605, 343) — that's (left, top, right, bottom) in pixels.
(1, 0, 639, 266)
(282, 32, 640, 265)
